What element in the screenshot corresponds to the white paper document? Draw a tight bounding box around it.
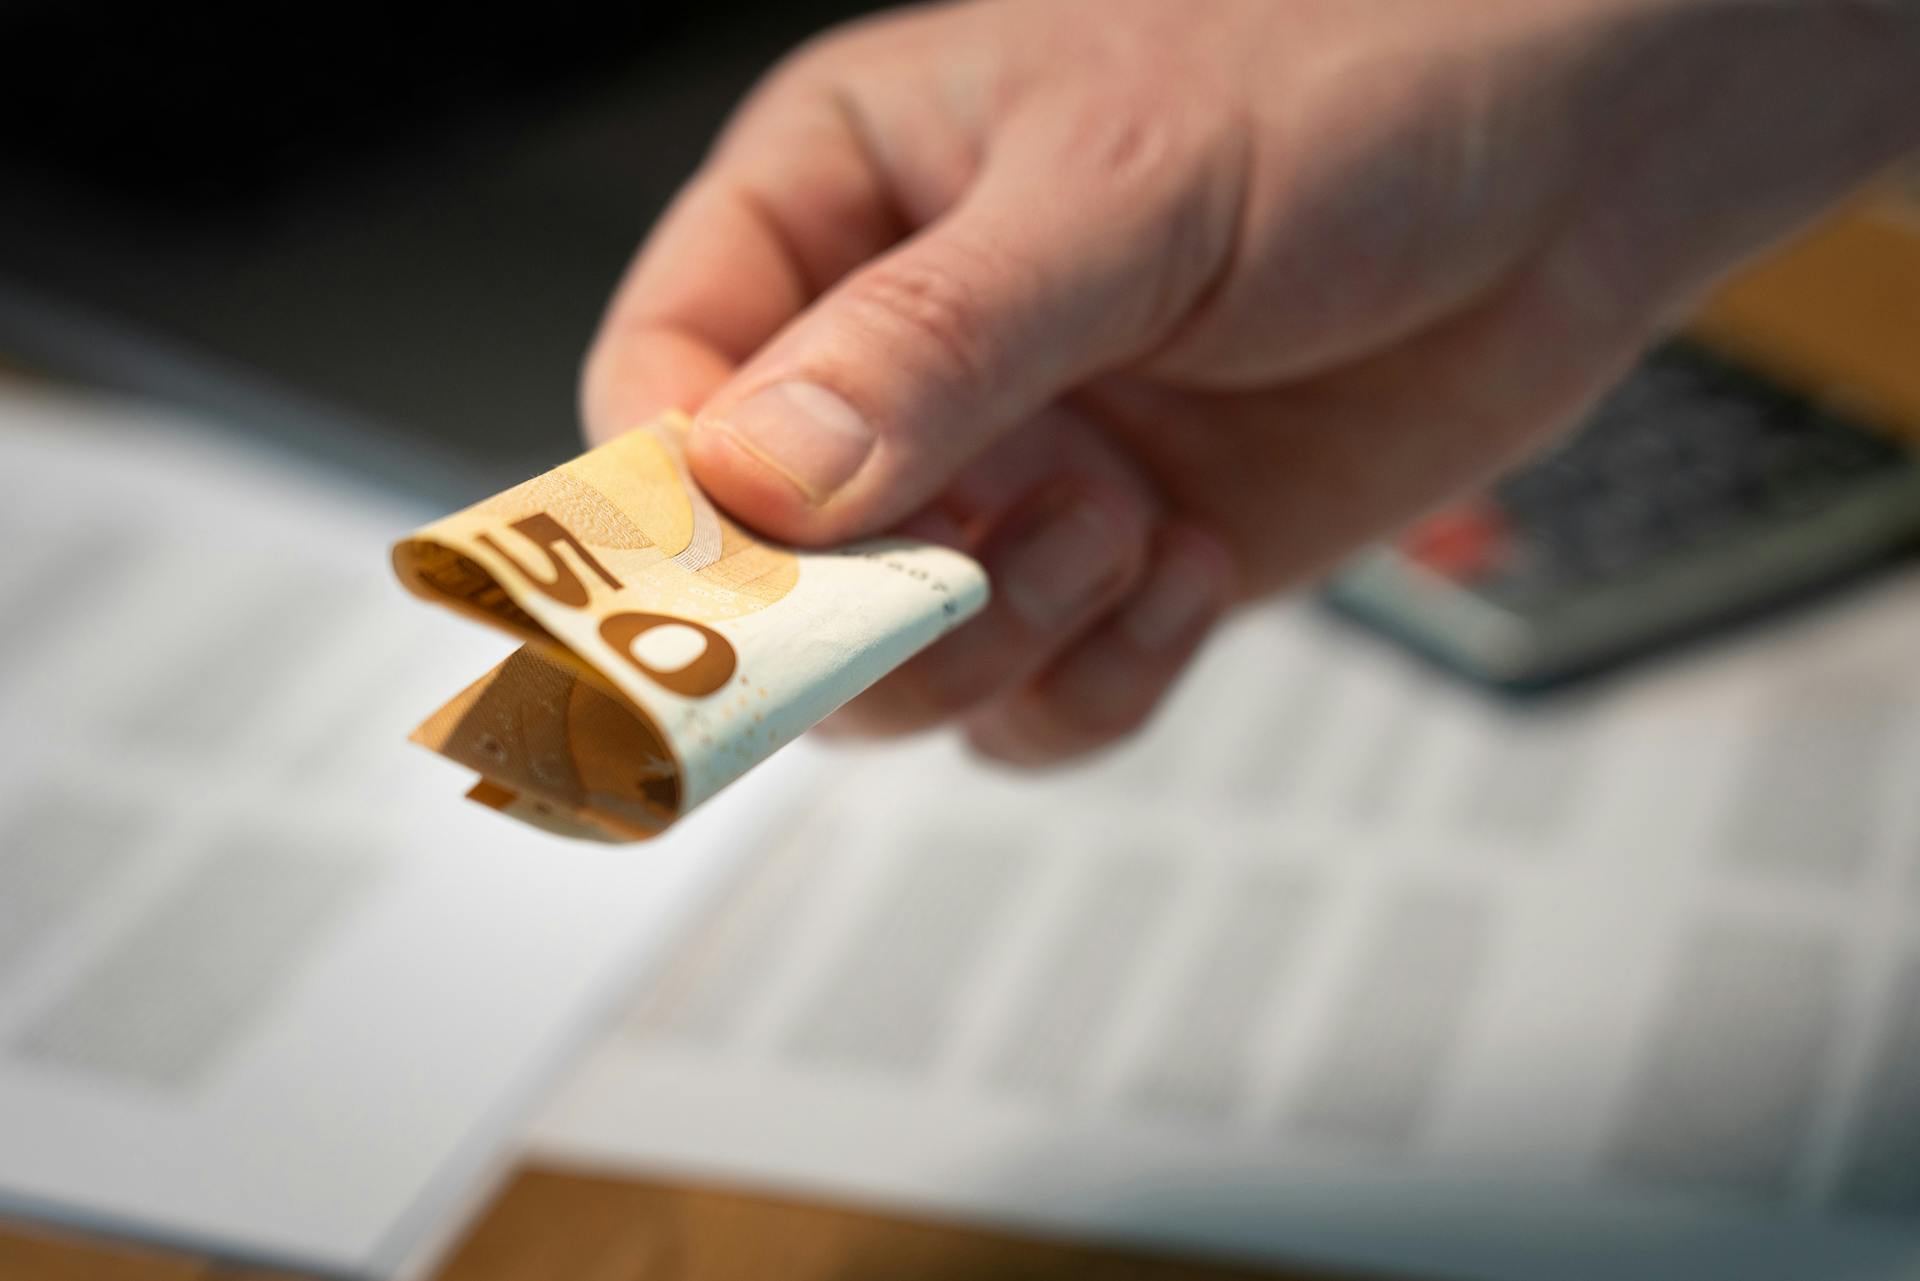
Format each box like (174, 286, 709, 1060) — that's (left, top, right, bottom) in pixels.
(0, 391, 779, 1277)
(534, 560, 1920, 1280)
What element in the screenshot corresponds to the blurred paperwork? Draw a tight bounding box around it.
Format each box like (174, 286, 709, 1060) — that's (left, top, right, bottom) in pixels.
(532, 571, 1920, 1281)
(0, 391, 796, 1277)
(523, 180, 1920, 1281)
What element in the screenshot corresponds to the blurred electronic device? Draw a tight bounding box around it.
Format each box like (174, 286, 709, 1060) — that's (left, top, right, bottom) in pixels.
(1329, 180, 1920, 687)
(1328, 343, 1920, 685)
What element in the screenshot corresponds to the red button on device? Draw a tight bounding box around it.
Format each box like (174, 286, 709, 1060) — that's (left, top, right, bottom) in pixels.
(1400, 501, 1510, 583)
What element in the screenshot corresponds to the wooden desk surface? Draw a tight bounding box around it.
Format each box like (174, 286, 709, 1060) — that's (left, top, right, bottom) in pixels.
(0, 1167, 1362, 1281)
(3, 181, 1915, 1281)
(1691, 179, 1920, 439)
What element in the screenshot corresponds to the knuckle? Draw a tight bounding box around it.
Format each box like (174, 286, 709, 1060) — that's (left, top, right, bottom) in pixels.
(1049, 681, 1154, 742)
(838, 253, 999, 392)
(911, 653, 1008, 723)
(1050, 94, 1250, 342)
(1064, 97, 1188, 192)
(890, 672, 990, 729)
(1096, 494, 1158, 595)
(1006, 683, 1142, 759)
(729, 16, 882, 137)
(758, 7, 919, 100)
(769, 15, 876, 79)
(824, 676, 943, 740)
(1058, 85, 1236, 193)
(967, 721, 1102, 770)
(828, 655, 989, 738)
(1093, 112, 1168, 184)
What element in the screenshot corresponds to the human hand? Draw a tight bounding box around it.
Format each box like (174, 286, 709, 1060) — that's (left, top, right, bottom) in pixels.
(583, 0, 1920, 765)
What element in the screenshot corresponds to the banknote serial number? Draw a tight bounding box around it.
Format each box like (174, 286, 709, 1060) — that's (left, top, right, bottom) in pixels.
(842, 548, 968, 617)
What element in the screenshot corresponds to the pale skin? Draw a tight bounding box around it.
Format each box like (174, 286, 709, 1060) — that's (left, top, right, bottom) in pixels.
(582, 0, 1920, 765)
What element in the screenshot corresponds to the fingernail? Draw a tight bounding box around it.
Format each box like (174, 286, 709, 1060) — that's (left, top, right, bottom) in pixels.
(1122, 551, 1218, 652)
(704, 380, 875, 504)
(995, 497, 1129, 632)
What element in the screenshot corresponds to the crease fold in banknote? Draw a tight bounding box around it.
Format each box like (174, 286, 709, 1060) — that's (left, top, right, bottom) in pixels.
(393, 412, 988, 841)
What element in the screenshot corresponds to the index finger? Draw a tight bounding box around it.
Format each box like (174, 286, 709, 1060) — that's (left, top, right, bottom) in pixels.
(579, 56, 909, 444)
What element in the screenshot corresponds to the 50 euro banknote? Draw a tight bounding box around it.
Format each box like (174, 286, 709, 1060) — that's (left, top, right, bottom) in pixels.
(392, 412, 988, 841)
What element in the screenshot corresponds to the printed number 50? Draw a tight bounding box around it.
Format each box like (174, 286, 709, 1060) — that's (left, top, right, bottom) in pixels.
(478, 513, 623, 609)
(484, 512, 737, 698)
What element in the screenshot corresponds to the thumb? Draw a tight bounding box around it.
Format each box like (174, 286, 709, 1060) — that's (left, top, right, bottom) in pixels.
(686, 113, 1246, 544)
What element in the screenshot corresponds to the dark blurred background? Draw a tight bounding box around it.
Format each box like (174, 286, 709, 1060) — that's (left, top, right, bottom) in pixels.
(0, 1, 887, 496)
(6, 4, 1918, 686)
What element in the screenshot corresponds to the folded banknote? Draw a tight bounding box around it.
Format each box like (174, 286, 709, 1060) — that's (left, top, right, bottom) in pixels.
(393, 412, 988, 840)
